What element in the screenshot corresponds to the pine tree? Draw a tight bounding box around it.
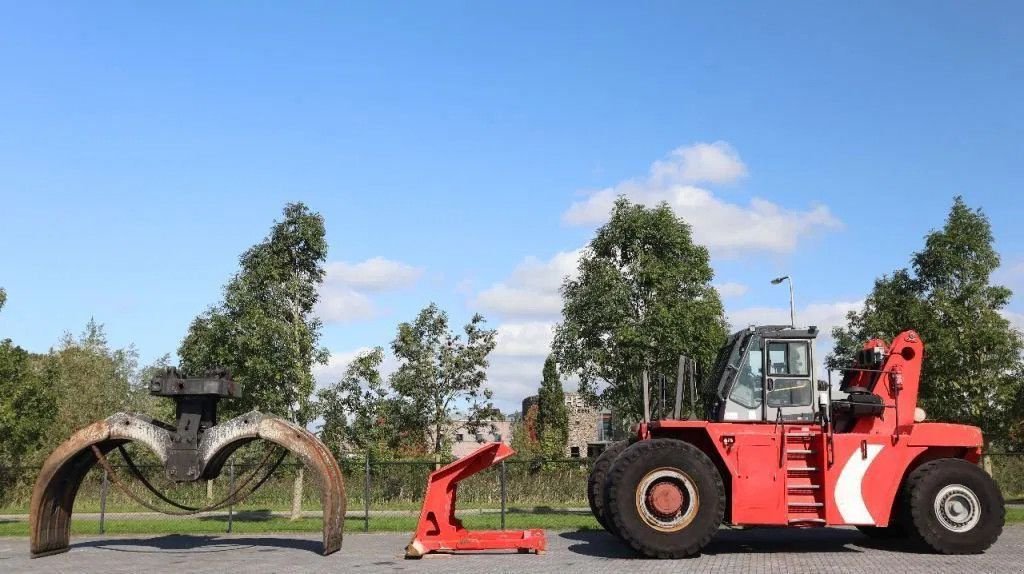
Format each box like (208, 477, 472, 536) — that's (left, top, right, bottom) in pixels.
(537, 355, 569, 457)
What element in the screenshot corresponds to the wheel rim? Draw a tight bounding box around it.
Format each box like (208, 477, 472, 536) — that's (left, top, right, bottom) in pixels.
(635, 467, 699, 532)
(933, 484, 981, 533)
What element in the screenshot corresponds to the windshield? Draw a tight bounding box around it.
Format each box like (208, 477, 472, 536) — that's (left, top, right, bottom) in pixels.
(711, 330, 750, 400)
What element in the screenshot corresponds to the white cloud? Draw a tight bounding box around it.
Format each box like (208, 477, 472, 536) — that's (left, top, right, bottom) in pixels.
(473, 249, 583, 319)
(313, 346, 399, 390)
(485, 357, 546, 413)
(727, 300, 861, 335)
(715, 282, 749, 299)
(323, 257, 423, 292)
(1000, 309, 1024, 333)
(649, 141, 747, 185)
(563, 143, 842, 256)
(493, 322, 555, 357)
(316, 257, 423, 324)
(315, 287, 377, 323)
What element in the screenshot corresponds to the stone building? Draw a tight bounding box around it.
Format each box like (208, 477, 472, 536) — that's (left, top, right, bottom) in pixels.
(520, 392, 599, 458)
(447, 420, 513, 459)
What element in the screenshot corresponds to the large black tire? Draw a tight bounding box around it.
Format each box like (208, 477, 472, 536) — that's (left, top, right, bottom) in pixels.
(604, 439, 724, 559)
(587, 440, 629, 535)
(900, 458, 1004, 554)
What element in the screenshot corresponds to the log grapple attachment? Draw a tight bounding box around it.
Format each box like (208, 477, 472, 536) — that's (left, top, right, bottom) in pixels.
(29, 368, 346, 558)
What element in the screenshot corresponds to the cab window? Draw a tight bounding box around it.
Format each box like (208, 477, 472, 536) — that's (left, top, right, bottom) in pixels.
(767, 341, 810, 376)
(766, 341, 812, 407)
(728, 343, 763, 409)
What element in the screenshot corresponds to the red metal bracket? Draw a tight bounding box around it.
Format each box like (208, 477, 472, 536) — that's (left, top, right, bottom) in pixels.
(405, 442, 546, 558)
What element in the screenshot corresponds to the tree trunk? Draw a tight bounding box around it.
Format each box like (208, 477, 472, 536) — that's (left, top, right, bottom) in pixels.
(433, 423, 442, 470)
(290, 467, 305, 521)
(207, 479, 214, 502)
(982, 437, 993, 476)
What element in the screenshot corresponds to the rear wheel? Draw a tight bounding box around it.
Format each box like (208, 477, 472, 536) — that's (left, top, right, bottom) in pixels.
(604, 438, 724, 558)
(587, 440, 629, 535)
(901, 458, 1004, 554)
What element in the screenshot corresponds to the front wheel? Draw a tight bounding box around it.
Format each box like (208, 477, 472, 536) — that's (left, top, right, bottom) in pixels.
(604, 439, 724, 559)
(901, 458, 1004, 554)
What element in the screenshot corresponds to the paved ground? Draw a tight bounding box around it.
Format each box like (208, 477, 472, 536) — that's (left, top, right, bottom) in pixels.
(2, 526, 1022, 573)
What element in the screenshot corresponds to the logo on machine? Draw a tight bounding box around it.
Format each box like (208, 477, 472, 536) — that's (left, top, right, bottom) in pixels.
(834, 444, 884, 524)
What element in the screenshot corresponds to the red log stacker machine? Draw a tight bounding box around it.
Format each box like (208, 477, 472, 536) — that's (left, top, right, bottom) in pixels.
(588, 326, 1005, 559)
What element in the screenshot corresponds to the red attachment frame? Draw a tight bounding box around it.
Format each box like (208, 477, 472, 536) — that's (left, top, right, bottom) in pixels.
(405, 442, 546, 558)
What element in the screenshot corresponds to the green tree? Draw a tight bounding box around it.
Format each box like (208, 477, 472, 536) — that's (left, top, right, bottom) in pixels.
(179, 202, 329, 425)
(389, 303, 498, 462)
(537, 355, 568, 457)
(178, 202, 330, 518)
(509, 407, 542, 458)
(317, 347, 428, 459)
(46, 319, 139, 443)
(830, 197, 1024, 448)
(0, 287, 6, 313)
(553, 198, 728, 421)
(0, 342, 56, 467)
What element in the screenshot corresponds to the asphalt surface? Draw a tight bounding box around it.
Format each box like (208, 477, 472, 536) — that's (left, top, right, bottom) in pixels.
(2, 526, 1022, 573)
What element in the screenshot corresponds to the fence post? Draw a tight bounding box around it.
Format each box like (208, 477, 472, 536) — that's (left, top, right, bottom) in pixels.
(227, 461, 235, 533)
(363, 454, 371, 533)
(99, 469, 108, 535)
(500, 460, 507, 530)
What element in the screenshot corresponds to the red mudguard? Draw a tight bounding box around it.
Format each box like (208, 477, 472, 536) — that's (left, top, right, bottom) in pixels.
(405, 442, 546, 558)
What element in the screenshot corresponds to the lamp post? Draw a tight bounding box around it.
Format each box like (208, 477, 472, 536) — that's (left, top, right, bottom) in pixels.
(771, 275, 795, 328)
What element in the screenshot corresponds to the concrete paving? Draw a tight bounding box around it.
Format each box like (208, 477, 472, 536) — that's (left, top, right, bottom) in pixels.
(2, 526, 1022, 573)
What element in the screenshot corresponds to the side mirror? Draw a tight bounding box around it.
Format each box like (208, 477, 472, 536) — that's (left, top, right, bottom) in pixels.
(766, 378, 775, 392)
(816, 380, 830, 391)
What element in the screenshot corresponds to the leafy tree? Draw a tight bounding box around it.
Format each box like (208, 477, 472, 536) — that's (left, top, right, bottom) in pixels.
(179, 202, 329, 425)
(0, 342, 56, 468)
(0, 287, 6, 313)
(537, 355, 568, 457)
(553, 197, 728, 422)
(45, 319, 139, 443)
(317, 347, 428, 459)
(389, 303, 498, 462)
(509, 407, 539, 457)
(178, 202, 330, 518)
(830, 197, 1024, 448)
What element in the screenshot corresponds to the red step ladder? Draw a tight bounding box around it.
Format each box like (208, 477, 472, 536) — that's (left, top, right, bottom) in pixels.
(405, 442, 547, 558)
(784, 426, 827, 525)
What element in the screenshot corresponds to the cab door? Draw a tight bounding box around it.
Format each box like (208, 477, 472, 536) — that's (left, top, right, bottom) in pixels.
(762, 339, 816, 422)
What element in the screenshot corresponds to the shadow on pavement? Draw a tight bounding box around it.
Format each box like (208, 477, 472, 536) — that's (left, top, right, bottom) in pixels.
(72, 534, 322, 554)
(561, 527, 905, 558)
(506, 506, 592, 516)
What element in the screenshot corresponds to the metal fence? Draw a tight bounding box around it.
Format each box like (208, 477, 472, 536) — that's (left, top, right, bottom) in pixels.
(0, 454, 594, 534)
(1, 453, 1021, 534)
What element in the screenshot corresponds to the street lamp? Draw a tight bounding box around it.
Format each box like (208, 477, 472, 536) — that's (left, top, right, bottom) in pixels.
(771, 275, 796, 328)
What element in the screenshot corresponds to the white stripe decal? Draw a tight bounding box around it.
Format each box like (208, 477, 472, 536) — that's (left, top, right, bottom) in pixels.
(835, 444, 883, 524)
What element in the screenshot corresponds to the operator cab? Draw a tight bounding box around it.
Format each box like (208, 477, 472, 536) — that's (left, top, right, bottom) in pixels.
(710, 325, 822, 423)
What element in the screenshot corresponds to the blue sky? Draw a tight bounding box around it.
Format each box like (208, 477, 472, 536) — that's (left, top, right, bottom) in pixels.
(2, 2, 1022, 413)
